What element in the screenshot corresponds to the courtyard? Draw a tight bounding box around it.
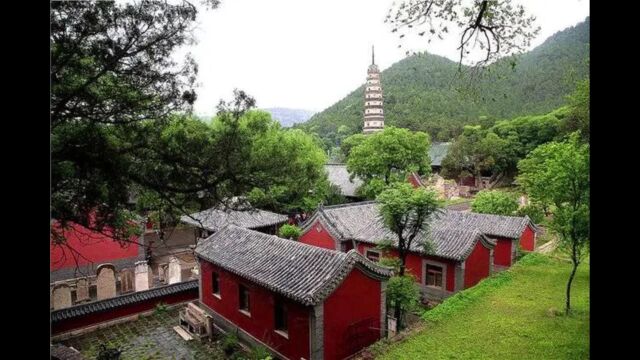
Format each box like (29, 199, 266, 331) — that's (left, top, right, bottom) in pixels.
(58, 307, 226, 360)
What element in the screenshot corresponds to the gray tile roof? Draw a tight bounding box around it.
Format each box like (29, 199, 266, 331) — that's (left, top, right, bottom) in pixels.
(180, 206, 288, 233)
(440, 210, 535, 239)
(324, 164, 364, 197)
(51, 280, 198, 322)
(429, 142, 451, 167)
(355, 215, 496, 261)
(300, 201, 378, 240)
(195, 225, 391, 306)
(301, 201, 534, 260)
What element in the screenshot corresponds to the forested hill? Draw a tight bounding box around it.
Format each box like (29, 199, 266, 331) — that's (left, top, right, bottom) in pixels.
(298, 17, 589, 145)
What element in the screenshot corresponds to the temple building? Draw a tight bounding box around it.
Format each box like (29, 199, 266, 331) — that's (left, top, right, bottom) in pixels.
(363, 46, 385, 134)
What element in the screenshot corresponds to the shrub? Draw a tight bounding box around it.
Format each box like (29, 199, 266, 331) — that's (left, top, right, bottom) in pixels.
(154, 302, 168, 315)
(96, 344, 122, 360)
(378, 257, 401, 272)
(516, 203, 546, 224)
(221, 332, 240, 355)
(471, 190, 519, 216)
(386, 275, 421, 315)
(249, 345, 272, 360)
(278, 224, 302, 240)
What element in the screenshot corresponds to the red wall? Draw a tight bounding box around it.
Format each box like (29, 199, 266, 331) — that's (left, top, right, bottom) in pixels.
(357, 243, 456, 292)
(323, 268, 382, 360)
(51, 288, 198, 335)
(520, 225, 536, 251)
(408, 173, 423, 188)
(200, 261, 310, 360)
(50, 222, 140, 271)
(299, 220, 338, 250)
(494, 238, 513, 267)
(463, 241, 491, 288)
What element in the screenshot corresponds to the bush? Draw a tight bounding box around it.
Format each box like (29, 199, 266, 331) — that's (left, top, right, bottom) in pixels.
(249, 345, 272, 360)
(96, 344, 122, 360)
(221, 332, 240, 355)
(387, 275, 421, 314)
(278, 224, 302, 240)
(516, 203, 546, 224)
(154, 302, 168, 315)
(378, 257, 401, 272)
(471, 190, 519, 216)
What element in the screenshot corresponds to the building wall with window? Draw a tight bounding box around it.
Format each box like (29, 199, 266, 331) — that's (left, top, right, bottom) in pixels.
(199, 260, 311, 360)
(298, 220, 339, 250)
(356, 243, 456, 292)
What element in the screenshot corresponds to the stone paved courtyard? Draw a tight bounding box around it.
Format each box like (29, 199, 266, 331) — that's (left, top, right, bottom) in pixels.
(59, 307, 227, 360)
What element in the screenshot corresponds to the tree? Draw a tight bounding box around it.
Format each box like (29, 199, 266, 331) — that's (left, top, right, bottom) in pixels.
(517, 133, 589, 314)
(471, 190, 519, 216)
(386, 0, 540, 68)
(51, 0, 219, 241)
(441, 125, 501, 184)
(278, 224, 302, 240)
(562, 78, 590, 142)
(347, 127, 431, 198)
(243, 115, 328, 213)
(377, 183, 442, 329)
(385, 275, 421, 330)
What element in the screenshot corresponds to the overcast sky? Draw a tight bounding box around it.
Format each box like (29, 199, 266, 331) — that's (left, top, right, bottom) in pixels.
(188, 0, 589, 115)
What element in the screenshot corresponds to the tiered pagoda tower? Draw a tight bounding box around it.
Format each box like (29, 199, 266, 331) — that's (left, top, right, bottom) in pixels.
(363, 46, 385, 134)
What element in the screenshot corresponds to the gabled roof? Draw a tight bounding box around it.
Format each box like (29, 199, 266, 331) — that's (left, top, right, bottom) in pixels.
(429, 142, 451, 167)
(180, 206, 287, 233)
(301, 201, 534, 261)
(195, 225, 391, 306)
(324, 164, 364, 197)
(300, 201, 378, 241)
(441, 210, 536, 239)
(355, 215, 496, 261)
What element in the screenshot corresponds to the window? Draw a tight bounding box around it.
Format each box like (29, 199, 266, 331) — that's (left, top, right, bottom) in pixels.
(239, 284, 250, 315)
(425, 264, 443, 288)
(274, 298, 288, 336)
(366, 250, 380, 262)
(212, 272, 220, 297)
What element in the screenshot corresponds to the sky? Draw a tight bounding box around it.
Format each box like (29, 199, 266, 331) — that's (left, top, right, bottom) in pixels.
(188, 0, 590, 115)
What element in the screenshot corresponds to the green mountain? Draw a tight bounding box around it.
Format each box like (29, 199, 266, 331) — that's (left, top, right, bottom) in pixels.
(299, 17, 589, 145)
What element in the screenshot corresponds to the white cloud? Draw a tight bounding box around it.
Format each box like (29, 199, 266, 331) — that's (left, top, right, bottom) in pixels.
(189, 0, 589, 115)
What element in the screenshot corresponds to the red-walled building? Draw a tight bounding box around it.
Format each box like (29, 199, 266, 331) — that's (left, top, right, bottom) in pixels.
(195, 225, 391, 360)
(300, 202, 535, 301)
(441, 211, 538, 270)
(50, 220, 145, 284)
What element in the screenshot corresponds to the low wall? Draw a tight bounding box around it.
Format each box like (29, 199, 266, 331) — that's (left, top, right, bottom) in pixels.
(51, 280, 198, 337)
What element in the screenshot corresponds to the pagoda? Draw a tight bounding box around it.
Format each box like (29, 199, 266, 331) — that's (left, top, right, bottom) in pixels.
(363, 46, 385, 134)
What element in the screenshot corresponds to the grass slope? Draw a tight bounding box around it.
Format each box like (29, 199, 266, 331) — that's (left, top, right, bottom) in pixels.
(375, 253, 589, 359)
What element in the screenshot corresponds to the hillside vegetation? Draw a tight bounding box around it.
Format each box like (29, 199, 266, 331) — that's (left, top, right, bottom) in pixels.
(299, 17, 589, 146)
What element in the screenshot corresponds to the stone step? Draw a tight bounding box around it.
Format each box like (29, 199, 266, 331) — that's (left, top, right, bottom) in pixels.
(173, 325, 193, 341)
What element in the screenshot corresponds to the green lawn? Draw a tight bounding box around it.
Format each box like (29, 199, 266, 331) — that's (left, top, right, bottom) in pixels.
(373, 253, 589, 360)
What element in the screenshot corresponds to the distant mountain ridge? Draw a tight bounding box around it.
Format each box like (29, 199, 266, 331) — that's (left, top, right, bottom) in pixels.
(262, 108, 316, 127)
(298, 17, 590, 143)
